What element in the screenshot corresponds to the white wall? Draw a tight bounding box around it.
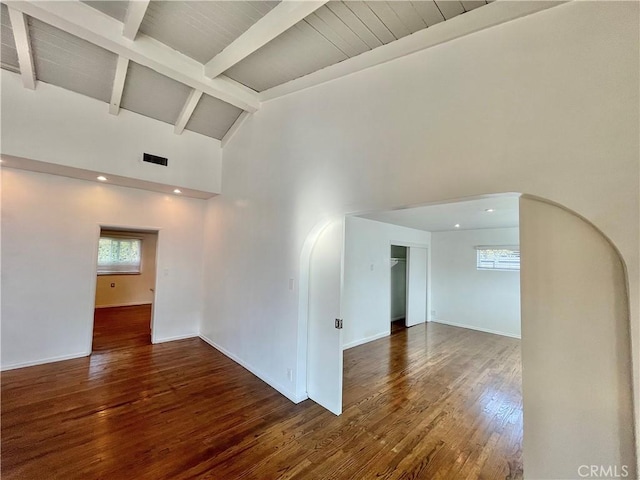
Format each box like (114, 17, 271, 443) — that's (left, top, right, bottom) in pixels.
(520, 197, 635, 479)
(94, 230, 157, 308)
(0, 70, 222, 195)
(431, 227, 520, 338)
(342, 216, 430, 349)
(1, 169, 206, 370)
(203, 1, 639, 475)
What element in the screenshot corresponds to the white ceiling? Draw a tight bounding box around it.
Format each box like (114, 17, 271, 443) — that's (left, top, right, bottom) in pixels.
(0, 0, 498, 141)
(225, 0, 486, 91)
(359, 195, 520, 232)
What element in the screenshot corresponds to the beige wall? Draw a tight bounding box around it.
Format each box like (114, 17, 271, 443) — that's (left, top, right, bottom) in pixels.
(94, 230, 158, 308)
(520, 197, 635, 479)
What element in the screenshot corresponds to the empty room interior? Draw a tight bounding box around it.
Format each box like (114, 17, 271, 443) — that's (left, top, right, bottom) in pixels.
(0, 1, 638, 479)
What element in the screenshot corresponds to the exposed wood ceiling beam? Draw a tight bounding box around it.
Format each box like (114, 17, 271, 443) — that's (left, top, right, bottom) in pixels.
(204, 0, 328, 79)
(6, 1, 260, 112)
(7, 6, 36, 89)
(109, 56, 129, 115)
(174, 89, 203, 135)
(122, 0, 149, 41)
(260, 0, 566, 102)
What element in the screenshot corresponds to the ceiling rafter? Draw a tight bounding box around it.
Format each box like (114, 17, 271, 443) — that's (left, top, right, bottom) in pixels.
(7, 6, 36, 89)
(109, 56, 129, 115)
(204, 0, 329, 79)
(260, 0, 565, 102)
(122, 0, 150, 41)
(5, 0, 260, 112)
(174, 89, 203, 135)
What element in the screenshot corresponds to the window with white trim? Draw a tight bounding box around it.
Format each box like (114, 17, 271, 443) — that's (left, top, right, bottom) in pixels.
(97, 236, 142, 274)
(476, 246, 520, 271)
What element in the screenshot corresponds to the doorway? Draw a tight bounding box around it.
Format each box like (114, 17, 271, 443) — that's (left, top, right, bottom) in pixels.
(92, 228, 158, 352)
(390, 245, 407, 333)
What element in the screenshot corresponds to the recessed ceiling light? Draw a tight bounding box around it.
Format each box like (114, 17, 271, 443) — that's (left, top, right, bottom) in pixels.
(485, 208, 495, 213)
(454, 224, 460, 228)
(97, 176, 107, 182)
(173, 189, 182, 194)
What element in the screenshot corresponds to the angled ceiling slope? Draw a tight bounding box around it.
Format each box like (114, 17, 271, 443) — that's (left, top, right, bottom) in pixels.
(3, 0, 561, 142)
(225, 0, 488, 92)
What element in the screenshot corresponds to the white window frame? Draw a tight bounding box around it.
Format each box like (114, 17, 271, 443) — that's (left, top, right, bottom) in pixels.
(97, 235, 143, 275)
(475, 245, 520, 272)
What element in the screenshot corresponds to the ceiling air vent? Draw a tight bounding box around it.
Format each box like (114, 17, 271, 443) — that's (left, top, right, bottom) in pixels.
(143, 153, 168, 166)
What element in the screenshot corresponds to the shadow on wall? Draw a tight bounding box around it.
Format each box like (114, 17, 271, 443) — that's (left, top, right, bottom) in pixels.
(519, 195, 635, 479)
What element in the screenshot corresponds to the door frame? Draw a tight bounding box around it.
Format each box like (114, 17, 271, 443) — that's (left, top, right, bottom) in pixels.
(88, 223, 161, 352)
(389, 240, 430, 327)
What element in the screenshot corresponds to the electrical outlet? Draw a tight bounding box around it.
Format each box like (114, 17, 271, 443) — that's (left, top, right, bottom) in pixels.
(288, 278, 295, 291)
(287, 368, 293, 382)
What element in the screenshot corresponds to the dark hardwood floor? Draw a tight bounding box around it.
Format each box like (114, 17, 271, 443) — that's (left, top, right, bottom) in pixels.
(92, 304, 152, 351)
(391, 318, 406, 334)
(1, 319, 522, 479)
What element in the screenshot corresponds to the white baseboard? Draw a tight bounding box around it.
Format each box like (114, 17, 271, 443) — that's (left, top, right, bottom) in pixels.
(432, 319, 521, 339)
(343, 330, 390, 350)
(1, 350, 90, 371)
(95, 301, 152, 308)
(198, 334, 306, 404)
(391, 315, 405, 322)
(153, 333, 198, 344)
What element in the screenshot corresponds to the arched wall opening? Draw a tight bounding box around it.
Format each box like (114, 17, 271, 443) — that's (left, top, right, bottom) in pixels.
(300, 193, 637, 479)
(520, 196, 635, 479)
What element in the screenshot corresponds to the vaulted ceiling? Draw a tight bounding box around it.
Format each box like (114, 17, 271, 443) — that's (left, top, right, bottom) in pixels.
(1, 1, 494, 141)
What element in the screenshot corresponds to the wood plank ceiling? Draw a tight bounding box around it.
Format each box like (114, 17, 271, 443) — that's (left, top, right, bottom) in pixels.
(0, 0, 490, 141)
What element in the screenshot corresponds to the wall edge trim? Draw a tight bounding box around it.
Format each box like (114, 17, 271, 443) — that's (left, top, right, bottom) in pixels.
(198, 334, 307, 404)
(0, 350, 90, 371)
(432, 319, 521, 339)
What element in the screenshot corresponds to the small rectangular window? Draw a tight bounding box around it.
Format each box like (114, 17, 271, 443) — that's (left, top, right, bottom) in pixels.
(97, 237, 142, 274)
(476, 246, 520, 271)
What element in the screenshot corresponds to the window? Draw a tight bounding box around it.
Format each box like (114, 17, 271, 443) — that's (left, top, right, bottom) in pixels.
(97, 236, 142, 274)
(476, 246, 520, 271)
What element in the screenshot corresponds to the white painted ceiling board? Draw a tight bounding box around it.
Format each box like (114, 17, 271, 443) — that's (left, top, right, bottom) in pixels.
(325, 2, 382, 49)
(81, 1, 129, 22)
(387, 2, 428, 35)
(461, 1, 489, 13)
(139, 1, 279, 64)
(184, 93, 243, 140)
(345, 1, 395, 45)
(359, 196, 520, 232)
(28, 17, 117, 102)
(367, 2, 410, 39)
(225, 20, 347, 92)
(434, 0, 465, 20)
(308, 5, 369, 57)
(226, 0, 480, 92)
(410, 1, 446, 27)
(121, 61, 192, 126)
(1, 4, 20, 72)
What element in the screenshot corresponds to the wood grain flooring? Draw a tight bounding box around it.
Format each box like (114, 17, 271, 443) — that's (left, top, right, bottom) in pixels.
(92, 304, 152, 351)
(1, 320, 522, 479)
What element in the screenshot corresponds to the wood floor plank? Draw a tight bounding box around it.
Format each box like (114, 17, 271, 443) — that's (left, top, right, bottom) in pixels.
(1, 315, 522, 479)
